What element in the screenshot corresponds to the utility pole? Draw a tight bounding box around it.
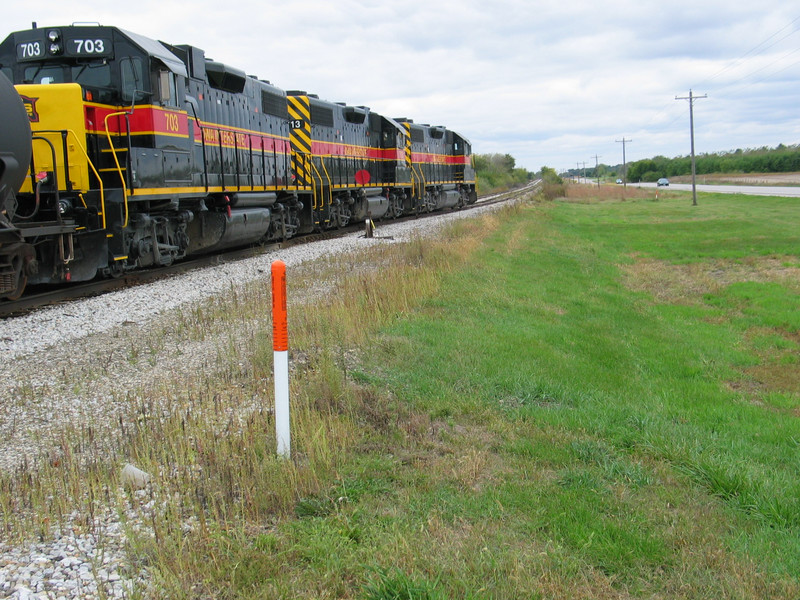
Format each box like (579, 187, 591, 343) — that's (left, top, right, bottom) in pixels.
(675, 89, 707, 206)
(616, 138, 631, 188)
(592, 154, 601, 188)
(578, 161, 586, 183)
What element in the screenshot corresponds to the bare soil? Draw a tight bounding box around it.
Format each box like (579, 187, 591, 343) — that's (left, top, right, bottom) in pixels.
(670, 172, 800, 185)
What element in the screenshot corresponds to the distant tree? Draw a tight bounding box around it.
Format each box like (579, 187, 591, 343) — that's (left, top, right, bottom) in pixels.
(473, 153, 533, 194)
(473, 154, 489, 172)
(540, 166, 562, 184)
(539, 165, 565, 200)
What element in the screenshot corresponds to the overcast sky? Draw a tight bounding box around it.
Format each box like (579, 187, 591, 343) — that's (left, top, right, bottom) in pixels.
(4, 1, 799, 172)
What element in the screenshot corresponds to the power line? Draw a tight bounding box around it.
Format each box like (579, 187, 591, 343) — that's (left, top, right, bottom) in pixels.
(714, 48, 800, 99)
(699, 15, 800, 88)
(638, 15, 800, 143)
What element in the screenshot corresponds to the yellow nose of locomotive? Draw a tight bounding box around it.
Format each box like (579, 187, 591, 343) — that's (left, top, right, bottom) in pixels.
(15, 82, 90, 193)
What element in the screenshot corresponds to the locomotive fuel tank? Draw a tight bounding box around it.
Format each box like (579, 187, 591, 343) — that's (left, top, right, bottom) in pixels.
(228, 192, 277, 208)
(184, 208, 272, 254)
(434, 186, 462, 210)
(362, 188, 390, 221)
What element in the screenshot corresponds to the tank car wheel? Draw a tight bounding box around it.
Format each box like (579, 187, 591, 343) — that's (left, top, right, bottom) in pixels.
(109, 260, 126, 279)
(5, 270, 27, 301)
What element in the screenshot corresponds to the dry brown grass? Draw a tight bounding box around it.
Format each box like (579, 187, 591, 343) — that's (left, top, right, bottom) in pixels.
(621, 255, 800, 305)
(563, 182, 658, 202)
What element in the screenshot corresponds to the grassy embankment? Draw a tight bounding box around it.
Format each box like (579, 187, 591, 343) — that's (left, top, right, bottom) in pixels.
(3, 183, 800, 598)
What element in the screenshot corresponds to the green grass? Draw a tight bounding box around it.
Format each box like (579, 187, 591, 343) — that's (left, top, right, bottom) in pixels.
(4, 189, 800, 598)
(356, 191, 800, 595)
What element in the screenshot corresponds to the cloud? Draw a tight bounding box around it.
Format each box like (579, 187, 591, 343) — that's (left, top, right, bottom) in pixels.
(2, 1, 799, 170)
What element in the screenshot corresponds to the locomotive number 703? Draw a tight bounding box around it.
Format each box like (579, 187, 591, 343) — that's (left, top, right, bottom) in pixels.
(71, 39, 106, 54)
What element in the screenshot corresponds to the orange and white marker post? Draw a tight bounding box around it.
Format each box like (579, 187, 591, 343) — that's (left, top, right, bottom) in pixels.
(271, 260, 290, 458)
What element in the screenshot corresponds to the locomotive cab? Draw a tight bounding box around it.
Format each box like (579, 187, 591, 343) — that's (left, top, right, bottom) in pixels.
(0, 25, 199, 282)
(447, 130, 477, 205)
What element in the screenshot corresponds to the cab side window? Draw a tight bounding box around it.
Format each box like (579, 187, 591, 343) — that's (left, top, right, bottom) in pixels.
(120, 57, 144, 102)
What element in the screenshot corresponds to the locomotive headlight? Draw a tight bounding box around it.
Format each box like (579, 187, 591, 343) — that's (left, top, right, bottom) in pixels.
(49, 43, 63, 55)
(47, 30, 60, 42)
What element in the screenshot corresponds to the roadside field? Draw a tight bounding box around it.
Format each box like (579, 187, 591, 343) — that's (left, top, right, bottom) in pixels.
(145, 189, 800, 597)
(219, 188, 799, 598)
(342, 189, 800, 598)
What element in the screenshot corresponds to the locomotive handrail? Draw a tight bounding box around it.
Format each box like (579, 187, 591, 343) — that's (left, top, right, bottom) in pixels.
(21, 136, 58, 221)
(216, 126, 225, 190)
(31, 129, 107, 229)
(409, 164, 419, 200)
(417, 163, 428, 189)
(259, 136, 268, 189)
(69, 130, 107, 229)
(103, 111, 131, 228)
(306, 157, 326, 212)
(185, 98, 210, 190)
(411, 163, 427, 203)
(232, 125, 241, 190)
(247, 134, 254, 189)
(319, 156, 333, 209)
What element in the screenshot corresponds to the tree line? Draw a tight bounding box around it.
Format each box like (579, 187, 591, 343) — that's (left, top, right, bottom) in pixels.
(473, 153, 533, 193)
(626, 144, 800, 182)
(561, 144, 800, 182)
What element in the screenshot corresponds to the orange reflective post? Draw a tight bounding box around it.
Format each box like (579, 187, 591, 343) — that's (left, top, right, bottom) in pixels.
(272, 260, 290, 458)
(272, 260, 288, 352)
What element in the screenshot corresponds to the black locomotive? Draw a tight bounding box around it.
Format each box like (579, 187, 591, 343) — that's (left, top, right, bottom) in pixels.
(0, 24, 476, 300)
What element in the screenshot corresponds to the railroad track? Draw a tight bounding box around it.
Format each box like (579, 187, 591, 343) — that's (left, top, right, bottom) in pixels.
(0, 187, 535, 319)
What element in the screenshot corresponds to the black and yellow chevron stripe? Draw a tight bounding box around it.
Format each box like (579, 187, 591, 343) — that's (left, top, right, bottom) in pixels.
(288, 95, 312, 186)
(403, 121, 412, 167)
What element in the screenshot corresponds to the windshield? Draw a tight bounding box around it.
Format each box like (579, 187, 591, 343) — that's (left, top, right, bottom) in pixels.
(24, 62, 111, 86)
(23, 61, 114, 101)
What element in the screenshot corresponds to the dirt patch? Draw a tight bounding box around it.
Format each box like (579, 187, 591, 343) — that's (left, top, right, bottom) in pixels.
(671, 172, 800, 186)
(624, 255, 800, 401)
(745, 364, 800, 395)
(622, 255, 800, 304)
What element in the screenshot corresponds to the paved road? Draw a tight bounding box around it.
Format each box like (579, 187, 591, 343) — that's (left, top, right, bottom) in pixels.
(635, 181, 800, 198)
